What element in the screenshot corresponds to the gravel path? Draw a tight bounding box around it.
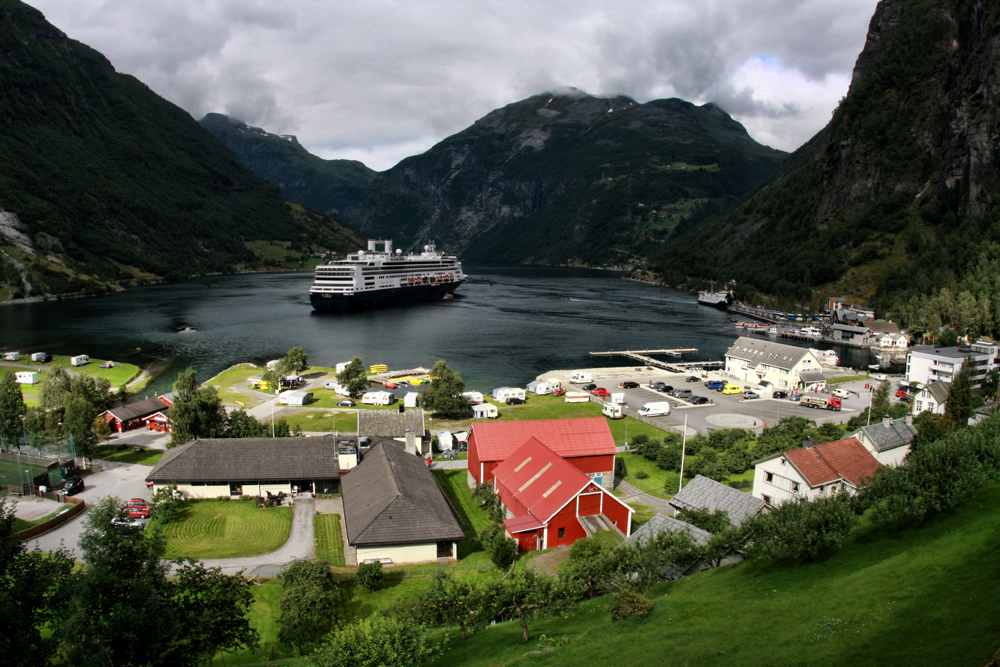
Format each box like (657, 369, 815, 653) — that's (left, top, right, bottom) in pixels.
(614, 478, 675, 514)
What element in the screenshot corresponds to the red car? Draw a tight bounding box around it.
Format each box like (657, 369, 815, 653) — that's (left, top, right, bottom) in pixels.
(552, 389, 566, 396)
(591, 387, 610, 397)
(126, 498, 151, 519)
(385, 382, 398, 389)
(895, 390, 908, 398)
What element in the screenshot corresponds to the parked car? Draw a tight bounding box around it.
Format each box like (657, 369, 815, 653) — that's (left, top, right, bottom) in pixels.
(705, 380, 725, 390)
(900, 395, 912, 403)
(895, 390, 908, 398)
(656, 384, 674, 393)
(384, 382, 398, 389)
(789, 393, 802, 402)
(722, 384, 742, 395)
(874, 374, 888, 381)
(63, 477, 85, 495)
(111, 516, 146, 530)
(591, 387, 610, 397)
(743, 391, 759, 399)
(337, 399, 356, 407)
(621, 381, 639, 389)
(505, 397, 526, 405)
(552, 389, 566, 396)
(831, 388, 851, 399)
(689, 395, 709, 405)
(583, 383, 597, 391)
(686, 376, 700, 383)
(126, 500, 151, 519)
(772, 390, 789, 399)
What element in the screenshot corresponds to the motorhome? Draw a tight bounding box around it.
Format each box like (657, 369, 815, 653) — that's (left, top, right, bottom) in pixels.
(324, 381, 349, 395)
(15, 371, 37, 385)
(70, 355, 89, 367)
(491, 387, 526, 402)
(602, 402, 624, 419)
(4, 352, 18, 361)
(569, 372, 592, 384)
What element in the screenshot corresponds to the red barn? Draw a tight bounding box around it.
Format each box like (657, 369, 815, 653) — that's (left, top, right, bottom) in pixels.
(467, 417, 617, 490)
(493, 437, 632, 551)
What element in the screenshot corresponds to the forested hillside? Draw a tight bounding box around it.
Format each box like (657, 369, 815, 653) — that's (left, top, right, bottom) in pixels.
(0, 0, 363, 298)
(340, 91, 786, 266)
(651, 0, 1000, 339)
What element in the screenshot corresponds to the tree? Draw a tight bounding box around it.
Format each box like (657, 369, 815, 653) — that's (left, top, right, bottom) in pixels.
(614, 529, 700, 594)
(356, 560, 385, 592)
(484, 568, 573, 643)
(150, 484, 187, 523)
(421, 360, 467, 417)
(412, 571, 484, 639)
(742, 492, 858, 561)
(277, 560, 341, 655)
(0, 372, 25, 449)
(279, 347, 308, 375)
(225, 409, 269, 438)
(982, 368, 1000, 399)
(310, 615, 437, 667)
(480, 523, 517, 570)
(675, 507, 732, 534)
(64, 395, 99, 459)
(169, 368, 227, 446)
(562, 537, 614, 599)
(336, 357, 368, 398)
(0, 499, 74, 667)
(872, 379, 892, 419)
(171, 560, 260, 664)
(945, 358, 975, 427)
(471, 482, 506, 524)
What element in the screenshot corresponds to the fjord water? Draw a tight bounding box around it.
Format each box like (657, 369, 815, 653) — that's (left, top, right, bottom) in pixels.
(0, 265, 871, 395)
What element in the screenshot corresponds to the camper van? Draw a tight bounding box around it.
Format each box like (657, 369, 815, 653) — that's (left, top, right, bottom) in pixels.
(30, 352, 50, 363)
(570, 372, 592, 384)
(602, 402, 624, 419)
(404, 392, 420, 408)
(526, 380, 560, 395)
(4, 352, 19, 361)
(14, 371, 37, 385)
(437, 431, 454, 451)
(361, 391, 396, 406)
(462, 391, 484, 404)
(70, 355, 89, 367)
(609, 392, 625, 405)
(637, 401, 671, 417)
(491, 387, 526, 402)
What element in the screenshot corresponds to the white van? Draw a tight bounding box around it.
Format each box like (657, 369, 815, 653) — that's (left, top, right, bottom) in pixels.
(570, 372, 592, 384)
(637, 401, 671, 417)
(602, 403, 624, 419)
(361, 391, 395, 406)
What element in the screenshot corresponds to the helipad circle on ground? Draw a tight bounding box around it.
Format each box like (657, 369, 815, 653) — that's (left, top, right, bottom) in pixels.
(705, 413, 759, 429)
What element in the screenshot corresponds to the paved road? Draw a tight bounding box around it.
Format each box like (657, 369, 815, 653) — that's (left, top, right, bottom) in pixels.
(614, 478, 675, 514)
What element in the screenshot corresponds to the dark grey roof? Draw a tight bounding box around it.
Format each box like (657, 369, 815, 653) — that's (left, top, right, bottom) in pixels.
(667, 475, 766, 526)
(342, 440, 466, 547)
(104, 397, 172, 422)
(910, 345, 987, 361)
(866, 321, 901, 334)
(358, 409, 426, 438)
(799, 371, 827, 384)
(623, 514, 710, 579)
(146, 437, 341, 483)
(853, 418, 917, 453)
(831, 324, 869, 334)
(924, 381, 950, 403)
(725, 337, 814, 371)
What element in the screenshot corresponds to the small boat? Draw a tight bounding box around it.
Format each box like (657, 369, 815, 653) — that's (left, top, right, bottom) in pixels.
(443, 294, 454, 299)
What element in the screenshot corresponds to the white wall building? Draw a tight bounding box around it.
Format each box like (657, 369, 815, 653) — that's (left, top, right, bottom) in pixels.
(849, 415, 917, 467)
(725, 337, 823, 390)
(913, 381, 949, 415)
(752, 436, 883, 506)
(905, 340, 999, 388)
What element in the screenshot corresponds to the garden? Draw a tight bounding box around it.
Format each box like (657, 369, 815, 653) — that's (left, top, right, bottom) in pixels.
(159, 498, 293, 559)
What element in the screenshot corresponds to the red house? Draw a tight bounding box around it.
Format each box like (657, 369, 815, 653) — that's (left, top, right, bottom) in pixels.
(467, 418, 617, 490)
(101, 396, 173, 433)
(493, 437, 633, 551)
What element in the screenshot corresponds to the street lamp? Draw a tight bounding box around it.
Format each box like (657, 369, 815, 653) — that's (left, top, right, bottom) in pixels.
(25, 469, 32, 499)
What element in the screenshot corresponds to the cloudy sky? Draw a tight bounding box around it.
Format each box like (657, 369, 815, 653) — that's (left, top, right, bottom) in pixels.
(32, 0, 878, 172)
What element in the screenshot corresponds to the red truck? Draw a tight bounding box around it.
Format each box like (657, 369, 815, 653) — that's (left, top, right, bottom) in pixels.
(799, 393, 842, 411)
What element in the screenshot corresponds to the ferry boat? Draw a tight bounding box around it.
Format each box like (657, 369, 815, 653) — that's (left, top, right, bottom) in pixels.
(309, 239, 466, 311)
(697, 288, 735, 309)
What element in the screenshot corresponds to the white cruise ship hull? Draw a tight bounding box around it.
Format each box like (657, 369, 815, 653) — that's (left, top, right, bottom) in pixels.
(310, 278, 465, 311)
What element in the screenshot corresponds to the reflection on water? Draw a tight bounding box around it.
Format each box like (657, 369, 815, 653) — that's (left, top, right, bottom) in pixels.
(0, 265, 874, 395)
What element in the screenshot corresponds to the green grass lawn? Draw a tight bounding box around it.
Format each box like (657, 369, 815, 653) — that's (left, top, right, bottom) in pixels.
(314, 514, 345, 566)
(827, 374, 870, 384)
(617, 451, 678, 499)
(423, 482, 1000, 667)
(432, 469, 492, 558)
(0, 458, 50, 489)
(591, 529, 624, 549)
(92, 444, 164, 466)
(210, 579, 295, 666)
(161, 499, 293, 559)
(49, 355, 140, 387)
(607, 415, 670, 446)
(274, 410, 358, 433)
(13, 507, 67, 533)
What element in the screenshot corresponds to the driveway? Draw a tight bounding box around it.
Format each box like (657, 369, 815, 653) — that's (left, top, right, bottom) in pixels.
(614, 478, 675, 515)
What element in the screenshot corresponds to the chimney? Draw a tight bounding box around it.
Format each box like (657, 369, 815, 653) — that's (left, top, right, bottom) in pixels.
(904, 414, 913, 426)
(405, 428, 416, 456)
(802, 436, 813, 449)
(883, 415, 892, 427)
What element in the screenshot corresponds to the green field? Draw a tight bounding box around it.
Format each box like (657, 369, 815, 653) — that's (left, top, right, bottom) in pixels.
(432, 469, 492, 558)
(423, 482, 1000, 667)
(0, 458, 51, 489)
(92, 444, 164, 466)
(314, 514, 346, 566)
(273, 410, 358, 433)
(49, 355, 140, 387)
(161, 499, 293, 559)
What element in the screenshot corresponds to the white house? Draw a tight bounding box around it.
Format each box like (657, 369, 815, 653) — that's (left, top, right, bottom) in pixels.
(725, 337, 823, 390)
(913, 381, 949, 415)
(905, 340, 999, 388)
(15, 371, 38, 385)
(752, 436, 883, 506)
(849, 415, 917, 467)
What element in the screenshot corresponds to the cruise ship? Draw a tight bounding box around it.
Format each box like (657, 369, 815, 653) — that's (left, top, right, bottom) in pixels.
(309, 239, 466, 311)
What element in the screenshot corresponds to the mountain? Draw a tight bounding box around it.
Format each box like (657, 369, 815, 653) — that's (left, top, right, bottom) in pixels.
(651, 0, 1000, 335)
(339, 90, 786, 266)
(0, 0, 363, 299)
(198, 113, 377, 217)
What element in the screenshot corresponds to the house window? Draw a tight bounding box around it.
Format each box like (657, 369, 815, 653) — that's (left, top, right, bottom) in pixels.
(780, 458, 786, 466)
(762, 494, 772, 504)
(764, 472, 774, 483)
(792, 482, 800, 493)
(558, 527, 565, 539)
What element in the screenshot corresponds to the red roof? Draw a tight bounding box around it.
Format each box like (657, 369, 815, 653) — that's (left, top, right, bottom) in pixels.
(785, 437, 882, 487)
(470, 418, 616, 462)
(504, 515, 544, 534)
(492, 437, 594, 524)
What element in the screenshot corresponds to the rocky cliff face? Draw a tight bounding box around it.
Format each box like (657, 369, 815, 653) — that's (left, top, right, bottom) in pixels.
(199, 113, 376, 216)
(341, 90, 786, 266)
(652, 0, 1000, 309)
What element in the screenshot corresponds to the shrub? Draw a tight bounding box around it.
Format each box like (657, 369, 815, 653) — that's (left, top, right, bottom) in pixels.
(634, 470, 649, 480)
(356, 561, 384, 593)
(310, 615, 437, 667)
(607, 590, 653, 622)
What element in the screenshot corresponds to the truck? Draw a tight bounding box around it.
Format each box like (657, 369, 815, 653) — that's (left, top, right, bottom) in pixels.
(602, 402, 624, 419)
(799, 393, 842, 411)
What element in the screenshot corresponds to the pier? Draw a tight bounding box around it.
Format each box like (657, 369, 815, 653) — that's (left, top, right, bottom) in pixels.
(589, 348, 723, 372)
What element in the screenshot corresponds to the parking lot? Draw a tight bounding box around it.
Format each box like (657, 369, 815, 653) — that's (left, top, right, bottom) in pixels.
(540, 366, 897, 437)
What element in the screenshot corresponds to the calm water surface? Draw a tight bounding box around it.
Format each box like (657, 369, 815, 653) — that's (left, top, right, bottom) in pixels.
(0, 265, 873, 395)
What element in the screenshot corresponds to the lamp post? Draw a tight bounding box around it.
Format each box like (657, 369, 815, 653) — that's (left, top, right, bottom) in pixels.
(25, 469, 32, 499)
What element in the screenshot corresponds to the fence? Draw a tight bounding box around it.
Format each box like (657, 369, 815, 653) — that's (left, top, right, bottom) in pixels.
(16, 495, 86, 540)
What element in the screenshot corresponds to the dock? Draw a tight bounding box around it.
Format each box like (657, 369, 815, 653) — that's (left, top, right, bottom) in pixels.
(589, 349, 722, 372)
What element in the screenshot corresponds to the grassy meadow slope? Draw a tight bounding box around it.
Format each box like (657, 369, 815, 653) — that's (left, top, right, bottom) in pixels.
(425, 483, 1000, 667)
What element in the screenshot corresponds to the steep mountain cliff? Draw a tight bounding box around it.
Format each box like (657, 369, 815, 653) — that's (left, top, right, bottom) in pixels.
(0, 0, 363, 298)
(199, 113, 377, 217)
(652, 0, 1000, 336)
(340, 90, 786, 266)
